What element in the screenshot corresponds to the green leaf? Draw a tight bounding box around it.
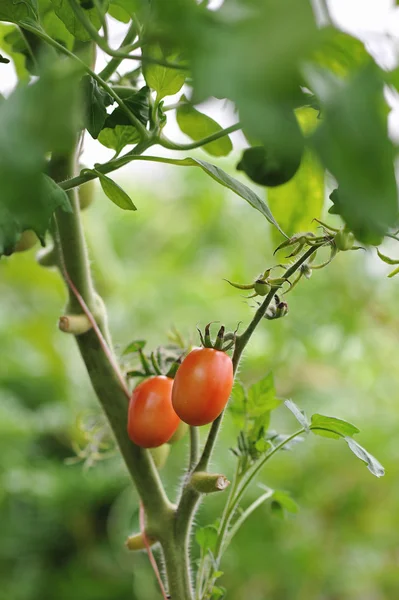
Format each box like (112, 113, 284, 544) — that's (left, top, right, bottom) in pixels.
(122, 340, 146, 355)
(105, 86, 149, 129)
(308, 66, 398, 244)
(105, 154, 285, 232)
(0, 175, 71, 255)
(50, 0, 104, 41)
(310, 414, 360, 440)
(247, 373, 281, 418)
(344, 437, 385, 478)
(0, 0, 38, 24)
(97, 173, 137, 211)
(108, 0, 130, 22)
(267, 107, 324, 243)
(376, 248, 399, 266)
(312, 28, 372, 78)
(228, 380, 247, 427)
(284, 400, 309, 431)
(98, 125, 139, 154)
(0, 23, 29, 80)
(272, 490, 299, 514)
(143, 44, 186, 100)
(0, 58, 80, 254)
(176, 95, 232, 157)
(182, 158, 284, 234)
(211, 586, 226, 600)
(195, 525, 218, 554)
(40, 0, 74, 50)
(82, 75, 113, 139)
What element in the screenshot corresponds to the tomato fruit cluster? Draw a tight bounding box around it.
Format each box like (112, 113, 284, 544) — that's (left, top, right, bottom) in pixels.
(127, 347, 234, 448)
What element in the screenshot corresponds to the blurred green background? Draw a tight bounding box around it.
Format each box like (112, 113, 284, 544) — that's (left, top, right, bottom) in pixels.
(1, 164, 398, 600)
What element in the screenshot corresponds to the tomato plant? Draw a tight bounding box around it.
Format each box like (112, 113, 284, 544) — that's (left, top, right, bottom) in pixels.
(128, 376, 179, 448)
(0, 1, 396, 599)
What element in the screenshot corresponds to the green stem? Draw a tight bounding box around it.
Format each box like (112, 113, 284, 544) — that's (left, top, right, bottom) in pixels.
(50, 150, 170, 526)
(19, 22, 148, 139)
(159, 123, 241, 151)
(99, 21, 138, 81)
(189, 426, 200, 470)
(64, 0, 185, 70)
(58, 125, 241, 192)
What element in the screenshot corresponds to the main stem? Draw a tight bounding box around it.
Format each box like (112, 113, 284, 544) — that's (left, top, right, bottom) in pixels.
(50, 150, 171, 527)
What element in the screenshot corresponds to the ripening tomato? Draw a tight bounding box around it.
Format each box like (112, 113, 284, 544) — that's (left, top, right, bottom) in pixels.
(127, 376, 180, 448)
(172, 348, 234, 426)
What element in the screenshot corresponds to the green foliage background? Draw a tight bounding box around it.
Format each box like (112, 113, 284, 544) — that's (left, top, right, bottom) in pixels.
(0, 166, 398, 599)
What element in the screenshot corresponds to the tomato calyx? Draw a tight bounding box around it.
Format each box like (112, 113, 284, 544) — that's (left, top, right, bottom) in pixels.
(124, 339, 182, 381)
(197, 321, 239, 353)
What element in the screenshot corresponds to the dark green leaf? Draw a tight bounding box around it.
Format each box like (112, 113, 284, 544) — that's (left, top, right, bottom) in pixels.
(143, 45, 186, 100)
(176, 94, 232, 157)
(50, 0, 104, 41)
(267, 107, 324, 243)
(195, 525, 218, 554)
(310, 414, 360, 440)
(97, 173, 137, 211)
(82, 75, 113, 139)
(0, 58, 80, 254)
(0, 0, 38, 24)
(104, 86, 149, 128)
(284, 400, 309, 431)
(98, 125, 139, 154)
(272, 490, 299, 514)
(122, 340, 146, 355)
(344, 437, 385, 478)
(309, 66, 398, 244)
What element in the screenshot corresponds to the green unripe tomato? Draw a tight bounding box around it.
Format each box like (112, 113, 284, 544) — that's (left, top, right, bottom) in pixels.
(237, 145, 302, 187)
(14, 230, 38, 253)
(254, 279, 270, 296)
(334, 229, 355, 251)
(79, 179, 95, 210)
(168, 421, 189, 444)
(149, 444, 171, 470)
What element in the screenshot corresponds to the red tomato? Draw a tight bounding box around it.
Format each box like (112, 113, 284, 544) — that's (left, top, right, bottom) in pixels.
(172, 348, 233, 426)
(128, 376, 180, 448)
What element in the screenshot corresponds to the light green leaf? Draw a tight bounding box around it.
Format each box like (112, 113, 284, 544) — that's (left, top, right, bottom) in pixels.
(98, 125, 139, 154)
(272, 490, 299, 514)
(97, 173, 136, 211)
(50, 0, 104, 41)
(176, 95, 233, 157)
(376, 248, 399, 266)
(0, 23, 29, 80)
(143, 44, 186, 100)
(195, 525, 218, 554)
(228, 380, 247, 427)
(122, 340, 146, 355)
(312, 28, 371, 78)
(247, 372, 281, 417)
(310, 414, 360, 440)
(344, 437, 385, 478)
(268, 107, 324, 243)
(284, 400, 309, 431)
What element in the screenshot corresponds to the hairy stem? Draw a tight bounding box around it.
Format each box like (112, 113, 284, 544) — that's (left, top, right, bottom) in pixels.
(50, 150, 170, 524)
